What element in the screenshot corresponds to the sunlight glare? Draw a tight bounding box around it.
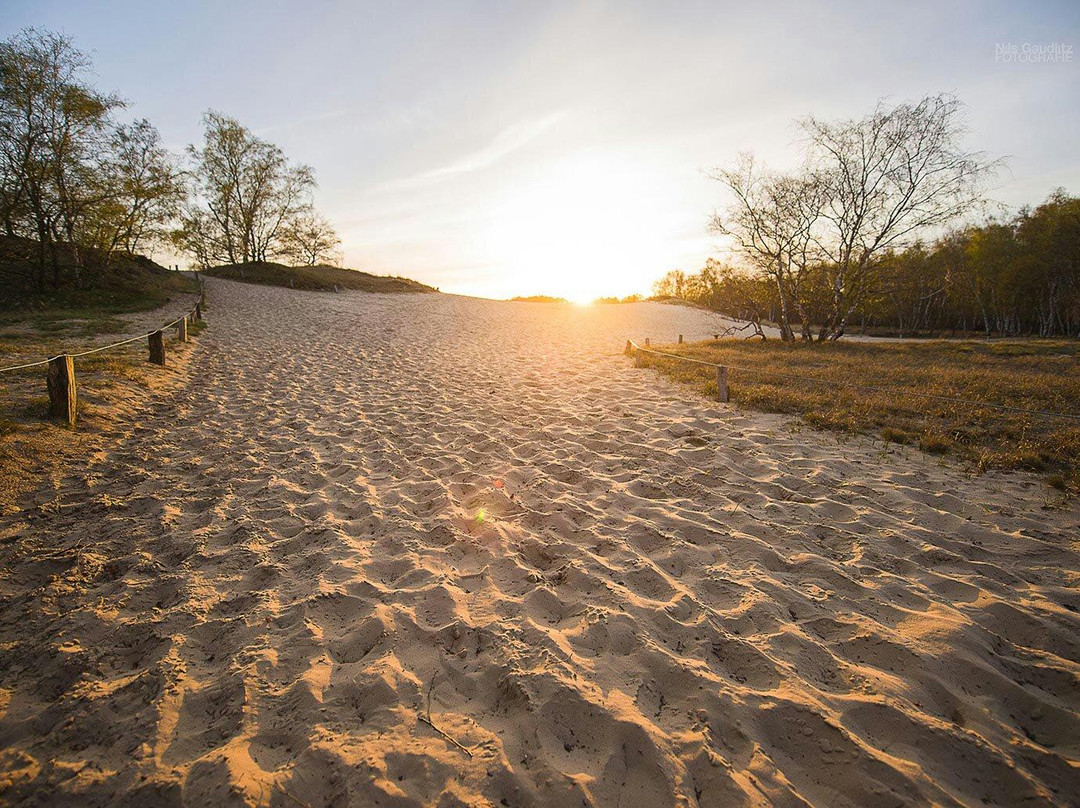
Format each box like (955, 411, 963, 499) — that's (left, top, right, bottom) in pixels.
(484, 153, 679, 301)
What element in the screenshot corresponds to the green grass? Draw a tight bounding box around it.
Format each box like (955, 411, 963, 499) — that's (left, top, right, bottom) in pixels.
(635, 338, 1080, 491)
(0, 280, 195, 321)
(205, 261, 435, 294)
(0, 235, 198, 324)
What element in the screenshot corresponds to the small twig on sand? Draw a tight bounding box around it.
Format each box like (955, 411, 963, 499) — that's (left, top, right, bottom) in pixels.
(417, 714, 474, 758)
(418, 672, 474, 757)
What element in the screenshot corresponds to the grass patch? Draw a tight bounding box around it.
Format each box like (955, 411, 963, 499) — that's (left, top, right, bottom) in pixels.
(0, 281, 195, 323)
(0, 235, 198, 323)
(205, 261, 435, 294)
(636, 338, 1080, 491)
(0, 286, 207, 512)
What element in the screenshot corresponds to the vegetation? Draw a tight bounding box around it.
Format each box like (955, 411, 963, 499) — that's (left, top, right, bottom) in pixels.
(173, 112, 340, 268)
(0, 319, 200, 512)
(509, 295, 569, 303)
(0, 234, 196, 322)
(593, 294, 644, 304)
(204, 261, 435, 294)
(694, 95, 1008, 341)
(656, 187, 1080, 340)
(636, 337, 1080, 491)
(0, 26, 348, 315)
(279, 209, 341, 267)
(0, 29, 185, 290)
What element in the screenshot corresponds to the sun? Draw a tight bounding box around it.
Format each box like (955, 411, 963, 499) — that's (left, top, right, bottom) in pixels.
(483, 152, 675, 302)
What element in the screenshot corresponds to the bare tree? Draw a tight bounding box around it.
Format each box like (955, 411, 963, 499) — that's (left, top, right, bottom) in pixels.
(708, 155, 825, 341)
(709, 95, 997, 341)
(801, 94, 997, 339)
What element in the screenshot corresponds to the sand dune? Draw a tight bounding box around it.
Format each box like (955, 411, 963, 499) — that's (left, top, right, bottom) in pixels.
(1, 278, 1078, 807)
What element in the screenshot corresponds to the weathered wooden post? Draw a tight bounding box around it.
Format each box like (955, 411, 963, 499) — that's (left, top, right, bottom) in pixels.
(149, 330, 166, 366)
(678, 334, 684, 344)
(716, 366, 729, 403)
(645, 338, 650, 347)
(194, 301, 203, 321)
(178, 316, 188, 343)
(625, 340, 632, 355)
(47, 355, 77, 426)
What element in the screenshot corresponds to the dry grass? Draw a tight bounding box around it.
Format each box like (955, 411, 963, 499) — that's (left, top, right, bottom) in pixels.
(636, 337, 1080, 491)
(0, 321, 201, 513)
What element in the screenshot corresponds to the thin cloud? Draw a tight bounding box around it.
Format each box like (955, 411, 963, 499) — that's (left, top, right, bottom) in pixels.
(379, 110, 568, 191)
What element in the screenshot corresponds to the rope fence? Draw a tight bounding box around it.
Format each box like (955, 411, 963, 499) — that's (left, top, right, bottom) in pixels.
(625, 337, 1080, 423)
(0, 288, 205, 426)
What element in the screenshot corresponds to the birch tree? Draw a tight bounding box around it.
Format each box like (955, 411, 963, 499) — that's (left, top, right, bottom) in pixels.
(802, 94, 997, 340)
(708, 155, 825, 341)
(180, 111, 315, 267)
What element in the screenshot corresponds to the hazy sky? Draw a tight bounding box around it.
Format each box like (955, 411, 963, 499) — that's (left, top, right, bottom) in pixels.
(3, 1, 1079, 299)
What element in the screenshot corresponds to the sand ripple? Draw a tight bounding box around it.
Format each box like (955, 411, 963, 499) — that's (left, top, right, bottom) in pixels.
(1, 279, 1078, 806)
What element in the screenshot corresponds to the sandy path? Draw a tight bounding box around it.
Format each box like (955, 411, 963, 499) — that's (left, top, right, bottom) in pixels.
(1, 278, 1078, 807)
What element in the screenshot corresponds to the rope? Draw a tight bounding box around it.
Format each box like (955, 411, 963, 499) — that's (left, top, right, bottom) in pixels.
(67, 332, 158, 358)
(0, 301, 200, 374)
(628, 340, 1080, 423)
(0, 357, 51, 373)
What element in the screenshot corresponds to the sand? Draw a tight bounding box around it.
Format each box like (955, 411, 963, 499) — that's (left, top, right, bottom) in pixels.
(0, 278, 1077, 807)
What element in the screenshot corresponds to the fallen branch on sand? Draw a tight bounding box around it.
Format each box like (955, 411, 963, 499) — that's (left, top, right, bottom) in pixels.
(417, 673, 474, 757)
(417, 714, 474, 758)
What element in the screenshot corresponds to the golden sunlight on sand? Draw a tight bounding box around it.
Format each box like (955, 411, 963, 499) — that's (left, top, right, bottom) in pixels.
(1, 279, 1077, 806)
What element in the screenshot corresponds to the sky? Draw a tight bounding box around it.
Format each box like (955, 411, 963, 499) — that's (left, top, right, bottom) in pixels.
(3, 1, 1079, 300)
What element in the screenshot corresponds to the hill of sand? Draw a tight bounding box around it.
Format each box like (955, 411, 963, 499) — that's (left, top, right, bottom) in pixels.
(0, 278, 1077, 806)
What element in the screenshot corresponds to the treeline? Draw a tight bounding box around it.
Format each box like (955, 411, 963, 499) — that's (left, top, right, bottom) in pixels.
(662, 94, 1080, 340)
(656, 190, 1080, 338)
(0, 28, 341, 292)
(700, 95, 1005, 341)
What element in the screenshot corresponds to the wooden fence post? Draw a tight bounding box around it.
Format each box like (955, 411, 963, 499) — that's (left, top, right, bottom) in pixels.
(194, 301, 202, 321)
(47, 355, 77, 426)
(679, 334, 684, 344)
(645, 338, 650, 346)
(178, 317, 188, 343)
(716, 366, 729, 403)
(625, 340, 632, 355)
(149, 330, 166, 366)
